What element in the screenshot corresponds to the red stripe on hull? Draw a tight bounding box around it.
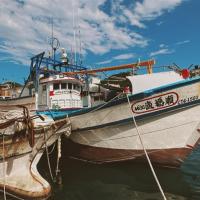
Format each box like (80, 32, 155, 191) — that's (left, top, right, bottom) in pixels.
(64, 139, 196, 168)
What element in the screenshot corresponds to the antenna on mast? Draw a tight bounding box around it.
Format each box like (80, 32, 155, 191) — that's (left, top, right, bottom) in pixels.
(51, 17, 54, 59)
(77, 3, 83, 65)
(48, 17, 60, 65)
(72, 1, 77, 65)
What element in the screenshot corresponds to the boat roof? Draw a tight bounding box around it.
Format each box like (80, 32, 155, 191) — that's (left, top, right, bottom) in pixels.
(127, 71, 184, 94)
(40, 74, 83, 84)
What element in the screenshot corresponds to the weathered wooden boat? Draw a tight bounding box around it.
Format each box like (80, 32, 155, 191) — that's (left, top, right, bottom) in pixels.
(0, 105, 70, 199)
(0, 96, 35, 110)
(64, 66, 200, 168)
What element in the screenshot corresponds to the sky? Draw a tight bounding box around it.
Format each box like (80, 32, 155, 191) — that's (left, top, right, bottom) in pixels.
(0, 0, 200, 83)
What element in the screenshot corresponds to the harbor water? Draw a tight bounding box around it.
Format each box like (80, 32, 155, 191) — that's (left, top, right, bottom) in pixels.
(43, 141, 200, 200)
(1, 141, 200, 200)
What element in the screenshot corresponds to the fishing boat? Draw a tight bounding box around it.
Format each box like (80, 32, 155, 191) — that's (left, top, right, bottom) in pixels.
(2, 38, 200, 169)
(0, 50, 106, 115)
(0, 105, 70, 199)
(7, 45, 199, 168)
(62, 63, 200, 168)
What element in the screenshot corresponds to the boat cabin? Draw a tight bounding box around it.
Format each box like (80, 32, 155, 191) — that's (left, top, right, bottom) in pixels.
(82, 76, 107, 107)
(38, 74, 83, 110)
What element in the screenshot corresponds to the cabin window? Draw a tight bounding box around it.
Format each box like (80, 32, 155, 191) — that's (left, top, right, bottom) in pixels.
(74, 84, 80, 91)
(68, 83, 72, 90)
(94, 96, 104, 101)
(61, 83, 67, 89)
(53, 83, 60, 90)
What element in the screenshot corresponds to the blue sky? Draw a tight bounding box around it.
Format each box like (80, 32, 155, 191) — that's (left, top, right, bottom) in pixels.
(0, 0, 200, 83)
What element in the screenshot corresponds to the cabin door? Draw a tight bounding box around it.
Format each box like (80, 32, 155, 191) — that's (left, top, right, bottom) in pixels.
(41, 85, 48, 106)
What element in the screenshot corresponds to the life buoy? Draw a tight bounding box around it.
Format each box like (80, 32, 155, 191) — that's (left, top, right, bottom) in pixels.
(181, 69, 190, 79)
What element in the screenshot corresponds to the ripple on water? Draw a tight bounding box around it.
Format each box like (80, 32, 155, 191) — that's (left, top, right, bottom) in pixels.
(35, 143, 200, 200)
(181, 145, 200, 199)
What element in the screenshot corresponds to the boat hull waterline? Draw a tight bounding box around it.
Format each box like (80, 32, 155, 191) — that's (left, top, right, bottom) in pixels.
(67, 78, 200, 167)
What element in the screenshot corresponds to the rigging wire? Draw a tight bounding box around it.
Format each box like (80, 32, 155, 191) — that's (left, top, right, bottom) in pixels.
(77, 3, 83, 65)
(72, 0, 77, 65)
(3, 131, 7, 200)
(126, 93, 167, 200)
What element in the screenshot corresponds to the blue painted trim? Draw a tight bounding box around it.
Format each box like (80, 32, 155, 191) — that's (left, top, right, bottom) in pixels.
(68, 76, 200, 117)
(38, 108, 81, 120)
(73, 98, 200, 131)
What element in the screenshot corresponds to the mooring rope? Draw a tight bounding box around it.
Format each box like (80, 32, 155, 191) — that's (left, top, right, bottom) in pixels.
(2, 132, 7, 200)
(82, 92, 123, 128)
(126, 94, 167, 200)
(89, 92, 123, 113)
(47, 142, 56, 155)
(0, 189, 25, 200)
(43, 128, 54, 181)
(55, 136, 61, 178)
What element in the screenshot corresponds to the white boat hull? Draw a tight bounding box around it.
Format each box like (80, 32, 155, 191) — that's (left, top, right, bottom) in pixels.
(66, 79, 200, 167)
(67, 105, 200, 167)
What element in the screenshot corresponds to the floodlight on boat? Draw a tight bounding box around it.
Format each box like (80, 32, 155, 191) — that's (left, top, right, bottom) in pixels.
(60, 48, 68, 64)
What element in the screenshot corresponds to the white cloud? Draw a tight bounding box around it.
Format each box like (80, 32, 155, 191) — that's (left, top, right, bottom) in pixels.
(113, 53, 136, 60)
(96, 60, 112, 65)
(96, 53, 135, 65)
(0, 0, 184, 65)
(0, 0, 148, 65)
(156, 21, 164, 26)
(159, 43, 167, 48)
(113, 0, 183, 28)
(150, 48, 174, 57)
(176, 40, 190, 45)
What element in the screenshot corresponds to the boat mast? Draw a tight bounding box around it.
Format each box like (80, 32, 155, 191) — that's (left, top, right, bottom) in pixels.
(51, 17, 54, 61)
(73, 1, 77, 65)
(77, 3, 82, 66)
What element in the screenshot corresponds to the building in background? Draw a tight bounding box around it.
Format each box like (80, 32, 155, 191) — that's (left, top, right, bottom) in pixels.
(0, 81, 23, 99)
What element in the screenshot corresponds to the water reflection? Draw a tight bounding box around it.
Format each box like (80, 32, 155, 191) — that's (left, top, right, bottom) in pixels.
(181, 145, 200, 200)
(50, 157, 190, 200)
(37, 144, 200, 200)
(2, 144, 199, 200)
